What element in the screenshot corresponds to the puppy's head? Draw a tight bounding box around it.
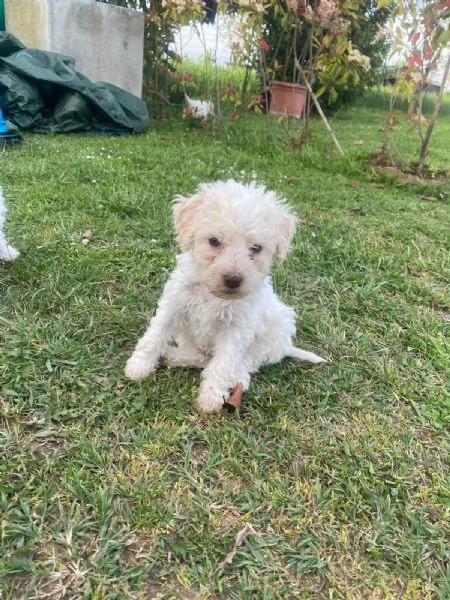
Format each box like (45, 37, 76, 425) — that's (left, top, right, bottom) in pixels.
(173, 180, 297, 300)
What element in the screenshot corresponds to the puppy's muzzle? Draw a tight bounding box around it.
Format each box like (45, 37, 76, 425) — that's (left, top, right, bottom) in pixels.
(223, 273, 243, 290)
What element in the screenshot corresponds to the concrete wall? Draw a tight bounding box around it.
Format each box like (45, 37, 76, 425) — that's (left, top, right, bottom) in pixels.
(4, 0, 51, 51)
(4, 0, 144, 97)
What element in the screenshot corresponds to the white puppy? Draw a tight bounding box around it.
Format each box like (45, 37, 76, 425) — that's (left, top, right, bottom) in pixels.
(125, 180, 325, 412)
(0, 187, 20, 261)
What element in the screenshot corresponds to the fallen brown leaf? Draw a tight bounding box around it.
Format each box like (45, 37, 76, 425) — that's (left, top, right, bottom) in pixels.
(218, 523, 256, 569)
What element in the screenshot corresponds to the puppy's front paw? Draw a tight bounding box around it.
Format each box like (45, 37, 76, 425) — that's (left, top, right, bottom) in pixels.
(196, 389, 227, 413)
(0, 245, 20, 261)
(125, 353, 158, 380)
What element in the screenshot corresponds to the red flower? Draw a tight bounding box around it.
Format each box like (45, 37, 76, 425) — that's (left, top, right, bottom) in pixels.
(260, 39, 270, 53)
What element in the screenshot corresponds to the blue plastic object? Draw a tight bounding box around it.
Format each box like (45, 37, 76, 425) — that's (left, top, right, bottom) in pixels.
(0, 107, 23, 147)
(0, 108, 7, 133)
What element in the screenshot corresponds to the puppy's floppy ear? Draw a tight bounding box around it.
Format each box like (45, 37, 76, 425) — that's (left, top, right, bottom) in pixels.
(172, 193, 206, 251)
(276, 205, 297, 261)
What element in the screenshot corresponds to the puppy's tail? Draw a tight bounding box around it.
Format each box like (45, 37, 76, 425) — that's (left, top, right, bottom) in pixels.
(286, 346, 327, 364)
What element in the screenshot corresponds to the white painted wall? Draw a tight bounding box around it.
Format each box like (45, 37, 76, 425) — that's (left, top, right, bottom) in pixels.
(5, 0, 144, 97)
(430, 49, 450, 92)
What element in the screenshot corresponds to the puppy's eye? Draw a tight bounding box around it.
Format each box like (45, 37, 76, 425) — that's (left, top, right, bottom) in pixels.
(209, 237, 221, 247)
(250, 244, 262, 254)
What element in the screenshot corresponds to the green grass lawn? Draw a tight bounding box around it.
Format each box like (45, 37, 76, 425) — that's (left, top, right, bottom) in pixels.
(1, 97, 449, 599)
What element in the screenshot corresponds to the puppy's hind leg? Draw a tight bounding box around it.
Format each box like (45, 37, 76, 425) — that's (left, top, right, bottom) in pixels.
(286, 346, 327, 365)
(245, 327, 326, 371)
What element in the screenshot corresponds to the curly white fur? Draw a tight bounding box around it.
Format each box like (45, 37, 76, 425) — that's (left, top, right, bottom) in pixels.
(0, 187, 19, 261)
(125, 180, 325, 412)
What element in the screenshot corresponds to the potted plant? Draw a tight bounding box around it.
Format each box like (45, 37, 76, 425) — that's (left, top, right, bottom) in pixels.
(260, 0, 377, 119)
(263, 1, 310, 118)
(268, 80, 308, 118)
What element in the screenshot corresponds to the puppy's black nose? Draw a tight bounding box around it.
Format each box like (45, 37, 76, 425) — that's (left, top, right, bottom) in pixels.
(223, 274, 243, 289)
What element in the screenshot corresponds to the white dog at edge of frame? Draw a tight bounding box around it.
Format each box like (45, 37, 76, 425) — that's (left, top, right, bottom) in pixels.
(125, 179, 326, 413)
(0, 187, 20, 261)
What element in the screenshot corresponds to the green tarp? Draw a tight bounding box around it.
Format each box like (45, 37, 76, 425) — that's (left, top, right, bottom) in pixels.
(0, 32, 149, 134)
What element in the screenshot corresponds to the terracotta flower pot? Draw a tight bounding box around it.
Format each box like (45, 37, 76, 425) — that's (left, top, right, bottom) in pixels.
(269, 81, 307, 118)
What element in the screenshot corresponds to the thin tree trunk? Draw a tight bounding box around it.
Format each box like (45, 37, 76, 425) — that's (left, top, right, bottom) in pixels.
(417, 51, 450, 173)
(298, 25, 313, 147)
(295, 58, 344, 156)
